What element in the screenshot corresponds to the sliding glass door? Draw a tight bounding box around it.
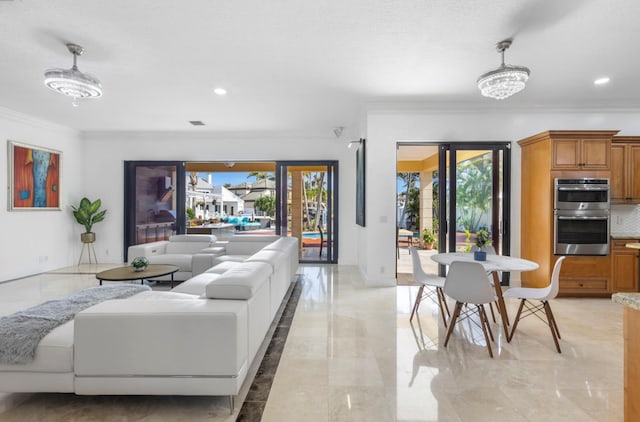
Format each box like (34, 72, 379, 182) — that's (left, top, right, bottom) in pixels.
(275, 161, 338, 263)
(396, 143, 510, 282)
(123, 161, 186, 262)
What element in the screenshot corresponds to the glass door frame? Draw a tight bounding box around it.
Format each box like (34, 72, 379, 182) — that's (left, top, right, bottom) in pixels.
(438, 142, 511, 280)
(123, 161, 186, 262)
(275, 160, 339, 264)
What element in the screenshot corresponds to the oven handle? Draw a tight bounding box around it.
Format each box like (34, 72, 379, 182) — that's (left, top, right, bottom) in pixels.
(557, 186, 609, 191)
(557, 215, 609, 220)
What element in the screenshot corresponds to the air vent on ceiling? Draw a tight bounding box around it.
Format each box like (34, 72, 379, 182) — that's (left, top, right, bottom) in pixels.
(189, 120, 205, 126)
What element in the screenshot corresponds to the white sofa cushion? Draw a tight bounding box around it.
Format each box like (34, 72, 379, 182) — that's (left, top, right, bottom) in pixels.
(205, 262, 272, 300)
(74, 299, 248, 377)
(147, 253, 193, 271)
(165, 234, 215, 254)
(224, 235, 281, 255)
(170, 273, 220, 296)
(132, 291, 201, 300)
(0, 320, 74, 373)
(213, 255, 251, 266)
(246, 249, 286, 272)
(205, 261, 243, 275)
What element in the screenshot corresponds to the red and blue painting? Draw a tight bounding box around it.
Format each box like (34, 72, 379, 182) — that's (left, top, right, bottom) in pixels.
(8, 141, 61, 210)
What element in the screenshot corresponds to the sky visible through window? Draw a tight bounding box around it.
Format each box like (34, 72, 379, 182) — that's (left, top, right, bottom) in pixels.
(199, 172, 259, 187)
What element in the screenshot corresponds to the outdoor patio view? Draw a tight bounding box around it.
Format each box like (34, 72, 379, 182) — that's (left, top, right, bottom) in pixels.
(185, 166, 333, 262)
(397, 149, 502, 281)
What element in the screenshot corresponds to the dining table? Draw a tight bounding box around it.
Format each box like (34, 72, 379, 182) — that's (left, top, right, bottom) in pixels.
(430, 252, 539, 339)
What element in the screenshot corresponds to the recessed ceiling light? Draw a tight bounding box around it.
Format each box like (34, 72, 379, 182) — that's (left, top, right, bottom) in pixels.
(594, 77, 610, 85)
(214, 88, 227, 96)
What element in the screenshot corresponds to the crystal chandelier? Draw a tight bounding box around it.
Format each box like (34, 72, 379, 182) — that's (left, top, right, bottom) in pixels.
(477, 40, 530, 100)
(44, 43, 102, 107)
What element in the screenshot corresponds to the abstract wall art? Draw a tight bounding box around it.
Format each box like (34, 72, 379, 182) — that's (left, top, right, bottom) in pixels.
(8, 140, 61, 210)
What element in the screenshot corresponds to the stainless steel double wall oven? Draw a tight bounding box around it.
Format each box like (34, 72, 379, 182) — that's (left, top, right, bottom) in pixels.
(554, 178, 610, 255)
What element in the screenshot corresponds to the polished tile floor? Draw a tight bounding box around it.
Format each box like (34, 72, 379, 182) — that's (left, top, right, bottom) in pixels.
(0, 264, 625, 421)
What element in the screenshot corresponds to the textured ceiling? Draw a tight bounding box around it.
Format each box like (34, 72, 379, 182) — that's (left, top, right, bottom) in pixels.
(0, 0, 638, 135)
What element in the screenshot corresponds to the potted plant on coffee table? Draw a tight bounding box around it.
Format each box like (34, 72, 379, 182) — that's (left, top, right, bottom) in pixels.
(474, 229, 491, 261)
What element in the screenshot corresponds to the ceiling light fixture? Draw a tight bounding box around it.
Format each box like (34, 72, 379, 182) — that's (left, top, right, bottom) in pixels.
(594, 77, 610, 85)
(44, 43, 102, 107)
(214, 88, 227, 96)
(477, 39, 530, 100)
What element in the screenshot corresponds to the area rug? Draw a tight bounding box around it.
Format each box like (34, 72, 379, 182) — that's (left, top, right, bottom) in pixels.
(236, 274, 304, 421)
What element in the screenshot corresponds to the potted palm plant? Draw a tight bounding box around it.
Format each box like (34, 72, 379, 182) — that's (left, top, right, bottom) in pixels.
(72, 197, 107, 244)
(474, 229, 491, 261)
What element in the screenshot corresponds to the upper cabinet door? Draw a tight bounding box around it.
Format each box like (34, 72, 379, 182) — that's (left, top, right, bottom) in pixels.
(610, 139, 640, 204)
(610, 143, 627, 204)
(581, 138, 611, 169)
(552, 138, 610, 170)
(552, 138, 581, 169)
(628, 144, 640, 202)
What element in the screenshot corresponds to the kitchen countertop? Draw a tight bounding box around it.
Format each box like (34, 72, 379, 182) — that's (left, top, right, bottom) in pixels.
(613, 293, 640, 310)
(611, 233, 640, 239)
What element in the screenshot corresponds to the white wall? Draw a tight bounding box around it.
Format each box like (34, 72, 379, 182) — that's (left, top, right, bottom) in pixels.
(81, 131, 359, 265)
(363, 107, 640, 286)
(0, 108, 83, 282)
(5, 104, 640, 285)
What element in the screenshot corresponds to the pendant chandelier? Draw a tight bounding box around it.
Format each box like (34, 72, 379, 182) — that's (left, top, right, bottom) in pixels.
(477, 39, 530, 100)
(44, 43, 102, 107)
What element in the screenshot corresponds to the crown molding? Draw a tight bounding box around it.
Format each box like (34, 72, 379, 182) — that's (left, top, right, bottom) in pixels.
(0, 106, 77, 134)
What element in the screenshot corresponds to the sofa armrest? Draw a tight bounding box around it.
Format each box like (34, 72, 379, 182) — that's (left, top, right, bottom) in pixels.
(127, 241, 169, 260)
(74, 299, 248, 377)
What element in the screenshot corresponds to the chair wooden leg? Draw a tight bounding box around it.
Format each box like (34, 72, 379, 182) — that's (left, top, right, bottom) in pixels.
(444, 302, 463, 348)
(479, 305, 494, 342)
(439, 288, 451, 316)
(545, 301, 561, 340)
(488, 302, 497, 323)
(543, 301, 562, 353)
(492, 272, 510, 326)
(409, 286, 424, 322)
(436, 287, 449, 327)
(478, 305, 494, 358)
(507, 299, 526, 343)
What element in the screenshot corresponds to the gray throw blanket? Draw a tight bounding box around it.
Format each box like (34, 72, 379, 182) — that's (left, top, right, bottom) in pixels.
(0, 284, 150, 365)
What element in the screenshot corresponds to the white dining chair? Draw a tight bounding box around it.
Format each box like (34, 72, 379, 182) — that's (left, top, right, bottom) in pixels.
(503, 256, 566, 353)
(469, 244, 500, 323)
(443, 261, 498, 358)
(408, 246, 449, 326)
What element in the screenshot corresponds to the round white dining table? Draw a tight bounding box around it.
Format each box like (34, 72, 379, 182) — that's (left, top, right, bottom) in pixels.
(431, 252, 539, 339)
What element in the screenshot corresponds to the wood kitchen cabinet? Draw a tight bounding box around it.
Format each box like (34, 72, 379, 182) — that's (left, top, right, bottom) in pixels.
(558, 255, 611, 296)
(518, 130, 619, 295)
(611, 137, 640, 204)
(612, 239, 640, 293)
(552, 136, 611, 170)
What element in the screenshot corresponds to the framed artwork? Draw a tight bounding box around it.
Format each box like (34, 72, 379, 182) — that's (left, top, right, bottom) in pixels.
(356, 138, 366, 227)
(7, 140, 62, 211)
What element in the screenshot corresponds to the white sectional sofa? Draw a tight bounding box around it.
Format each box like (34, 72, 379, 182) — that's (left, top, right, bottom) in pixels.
(0, 235, 299, 411)
(126, 234, 224, 281)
